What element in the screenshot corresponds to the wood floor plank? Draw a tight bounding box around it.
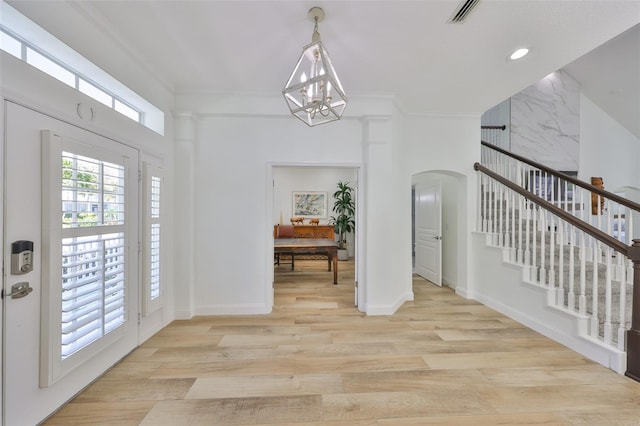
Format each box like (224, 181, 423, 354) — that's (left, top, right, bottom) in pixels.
(43, 260, 640, 425)
(479, 364, 633, 387)
(139, 395, 323, 425)
(293, 355, 429, 374)
(73, 378, 196, 402)
(422, 350, 595, 370)
(340, 369, 491, 393)
(485, 383, 640, 413)
(185, 374, 343, 399)
(43, 401, 156, 426)
(321, 390, 495, 421)
(377, 412, 566, 425)
(150, 358, 296, 379)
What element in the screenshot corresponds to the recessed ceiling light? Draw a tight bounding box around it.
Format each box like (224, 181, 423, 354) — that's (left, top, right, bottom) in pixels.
(508, 48, 529, 61)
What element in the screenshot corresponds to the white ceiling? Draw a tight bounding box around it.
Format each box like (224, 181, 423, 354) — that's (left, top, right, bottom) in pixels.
(7, 1, 640, 132)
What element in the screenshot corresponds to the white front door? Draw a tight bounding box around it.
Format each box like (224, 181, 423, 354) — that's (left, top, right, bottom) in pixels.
(414, 182, 442, 285)
(3, 102, 139, 425)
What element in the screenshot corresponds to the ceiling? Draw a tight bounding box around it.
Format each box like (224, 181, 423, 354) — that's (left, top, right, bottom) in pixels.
(7, 1, 640, 133)
(564, 23, 640, 138)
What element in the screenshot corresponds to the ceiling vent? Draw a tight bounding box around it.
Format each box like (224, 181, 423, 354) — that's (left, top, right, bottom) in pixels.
(448, 0, 480, 23)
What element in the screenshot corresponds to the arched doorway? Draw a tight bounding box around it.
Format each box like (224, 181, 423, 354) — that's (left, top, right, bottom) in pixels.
(411, 170, 467, 290)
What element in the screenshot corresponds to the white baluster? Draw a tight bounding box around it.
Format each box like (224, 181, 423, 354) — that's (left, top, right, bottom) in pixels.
(540, 207, 547, 285)
(477, 172, 483, 232)
(568, 224, 576, 311)
(604, 245, 612, 344)
(503, 183, 510, 249)
(525, 197, 531, 267)
(557, 218, 564, 306)
(590, 236, 599, 337)
(517, 192, 524, 264)
(579, 230, 587, 315)
(531, 204, 538, 282)
(510, 188, 516, 262)
(497, 183, 504, 246)
(484, 174, 489, 232)
(627, 208, 633, 245)
(488, 176, 494, 235)
(548, 212, 554, 287)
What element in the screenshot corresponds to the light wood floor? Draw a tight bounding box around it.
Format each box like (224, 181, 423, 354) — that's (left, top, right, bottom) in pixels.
(45, 259, 640, 425)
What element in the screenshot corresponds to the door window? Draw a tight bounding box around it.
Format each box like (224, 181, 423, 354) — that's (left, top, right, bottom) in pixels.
(41, 131, 133, 385)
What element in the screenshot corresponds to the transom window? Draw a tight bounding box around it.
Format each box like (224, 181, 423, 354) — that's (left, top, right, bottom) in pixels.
(0, 2, 164, 134)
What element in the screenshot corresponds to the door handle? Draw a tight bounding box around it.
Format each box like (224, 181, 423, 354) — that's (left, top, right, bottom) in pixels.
(433, 236, 442, 240)
(2, 282, 33, 299)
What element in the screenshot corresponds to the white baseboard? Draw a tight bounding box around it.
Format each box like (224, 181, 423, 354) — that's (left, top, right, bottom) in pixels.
(366, 291, 414, 315)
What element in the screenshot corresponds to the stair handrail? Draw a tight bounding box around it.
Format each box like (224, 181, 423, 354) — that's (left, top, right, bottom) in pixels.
(474, 162, 629, 255)
(481, 141, 640, 213)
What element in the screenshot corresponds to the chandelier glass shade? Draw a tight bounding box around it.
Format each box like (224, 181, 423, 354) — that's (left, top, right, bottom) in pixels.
(282, 7, 347, 126)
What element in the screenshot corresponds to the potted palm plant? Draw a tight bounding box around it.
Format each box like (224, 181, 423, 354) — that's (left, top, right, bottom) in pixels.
(330, 181, 355, 261)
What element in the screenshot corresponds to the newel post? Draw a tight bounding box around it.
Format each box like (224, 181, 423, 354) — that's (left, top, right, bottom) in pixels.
(627, 239, 640, 381)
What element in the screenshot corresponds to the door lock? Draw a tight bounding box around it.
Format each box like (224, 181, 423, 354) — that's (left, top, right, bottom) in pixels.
(2, 282, 33, 300)
(11, 240, 34, 275)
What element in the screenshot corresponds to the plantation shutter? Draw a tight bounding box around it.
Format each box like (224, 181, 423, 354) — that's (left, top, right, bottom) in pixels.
(143, 162, 163, 315)
(41, 130, 137, 386)
(60, 152, 127, 358)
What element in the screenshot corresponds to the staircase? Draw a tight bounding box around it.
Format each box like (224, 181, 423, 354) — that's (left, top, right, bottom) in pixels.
(483, 197, 632, 345)
(474, 140, 640, 379)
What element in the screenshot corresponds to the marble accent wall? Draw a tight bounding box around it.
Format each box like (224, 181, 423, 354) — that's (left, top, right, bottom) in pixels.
(511, 70, 580, 171)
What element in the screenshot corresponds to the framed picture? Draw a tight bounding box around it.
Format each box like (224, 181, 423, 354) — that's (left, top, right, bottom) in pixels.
(292, 191, 328, 218)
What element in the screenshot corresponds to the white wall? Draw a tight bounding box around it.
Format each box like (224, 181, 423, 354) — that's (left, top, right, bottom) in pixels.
(185, 111, 365, 315)
(441, 176, 459, 287)
(363, 112, 414, 314)
(273, 166, 357, 226)
(403, 114, 480, 297)
(173, 94, 481, 317)
(579, 93, 640, 192)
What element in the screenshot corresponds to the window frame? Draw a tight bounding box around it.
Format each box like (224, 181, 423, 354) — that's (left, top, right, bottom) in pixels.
(40, 130, 137, 386)
(142, 161, 163, 315)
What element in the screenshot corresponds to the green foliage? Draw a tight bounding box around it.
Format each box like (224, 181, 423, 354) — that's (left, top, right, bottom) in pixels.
(330, 181, 355, 249)
(63, 158, 99, 189)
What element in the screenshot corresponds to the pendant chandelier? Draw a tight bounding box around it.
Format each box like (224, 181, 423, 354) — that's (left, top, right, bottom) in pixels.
(282, 7, 347, 126)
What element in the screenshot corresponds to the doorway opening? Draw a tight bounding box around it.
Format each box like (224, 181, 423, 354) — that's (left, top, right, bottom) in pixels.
(411, 170, 467, 291)
(270, 164, 361, 310)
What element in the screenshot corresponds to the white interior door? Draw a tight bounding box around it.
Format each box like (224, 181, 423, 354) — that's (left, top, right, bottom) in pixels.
(414, 182, 442, 285)
(3, 102, 139, 425)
